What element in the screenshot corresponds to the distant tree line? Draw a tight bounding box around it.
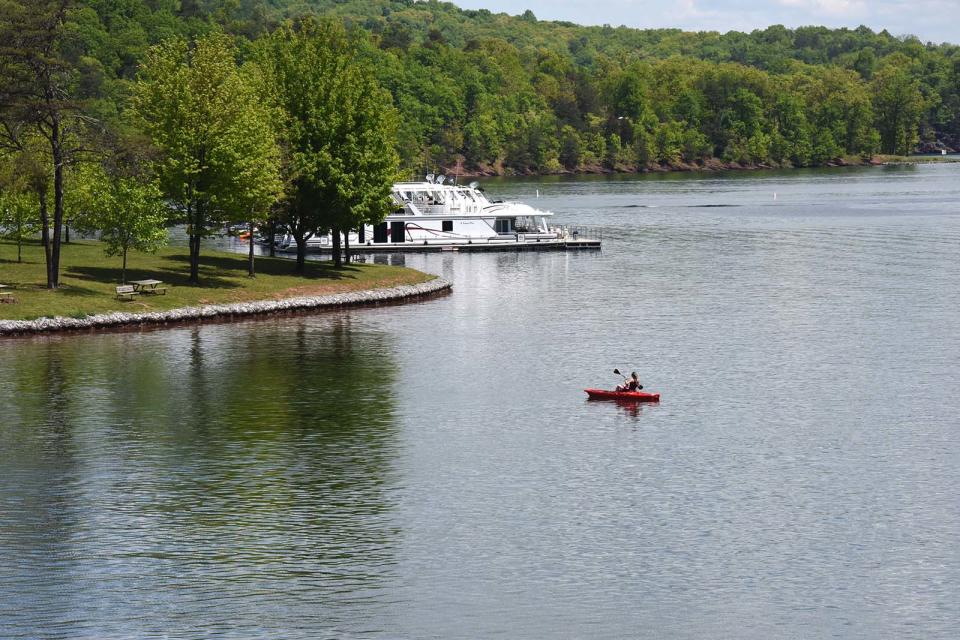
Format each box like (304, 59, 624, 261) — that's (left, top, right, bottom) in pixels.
(2, 0, 957, 286)
(55, 0, 950, 172)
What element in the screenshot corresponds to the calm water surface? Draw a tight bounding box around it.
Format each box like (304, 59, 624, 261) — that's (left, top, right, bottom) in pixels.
(2, 165, 960, 638)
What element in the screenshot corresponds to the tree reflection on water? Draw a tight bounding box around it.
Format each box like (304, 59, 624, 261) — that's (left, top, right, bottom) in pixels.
(0, 315, 403, 635)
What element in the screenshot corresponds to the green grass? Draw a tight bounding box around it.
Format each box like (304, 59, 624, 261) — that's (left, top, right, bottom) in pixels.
(0, 239, 434, 321)
(873, 154, 960, 164)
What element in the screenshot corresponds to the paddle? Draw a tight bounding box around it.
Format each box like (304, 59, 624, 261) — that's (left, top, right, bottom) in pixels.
(613, 368, 626, 391)
(613, 368, 643, 391)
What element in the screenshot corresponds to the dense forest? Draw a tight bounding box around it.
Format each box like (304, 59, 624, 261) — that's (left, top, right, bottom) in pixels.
(62, 0, 960, 174)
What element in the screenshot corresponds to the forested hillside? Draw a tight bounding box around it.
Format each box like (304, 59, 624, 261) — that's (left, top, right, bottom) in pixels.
(19, 0, 960, 174)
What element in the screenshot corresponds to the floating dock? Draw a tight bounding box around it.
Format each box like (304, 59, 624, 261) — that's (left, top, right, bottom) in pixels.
(281, 237, 601, 254)
(270, 226, 602, 255)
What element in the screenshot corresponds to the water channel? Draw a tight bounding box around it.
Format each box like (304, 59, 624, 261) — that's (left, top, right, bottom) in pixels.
(2, 164, 959, 638)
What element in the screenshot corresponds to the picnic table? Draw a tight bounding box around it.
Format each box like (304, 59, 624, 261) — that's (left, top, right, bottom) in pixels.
(129, 279, 167, 295)
(0, 283, 13, 302)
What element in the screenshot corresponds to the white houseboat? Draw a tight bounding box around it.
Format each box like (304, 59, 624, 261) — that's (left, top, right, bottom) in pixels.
(272, 176, 598, 252)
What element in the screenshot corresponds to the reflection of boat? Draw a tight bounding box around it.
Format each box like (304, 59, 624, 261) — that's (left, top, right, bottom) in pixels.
(584, 388, 660, 402)
(273, 176, 600, 252)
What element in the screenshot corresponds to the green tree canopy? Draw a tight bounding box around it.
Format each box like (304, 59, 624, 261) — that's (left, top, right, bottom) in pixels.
(258, 18, 400, 270)
(72, 163, 168, 284)
(872, 56, 926, 155)
(132, 31, 281, 283)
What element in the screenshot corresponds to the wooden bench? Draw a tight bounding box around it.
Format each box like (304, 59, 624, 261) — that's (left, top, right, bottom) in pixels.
(147, 286, 167, 295)
(116, 285, 140, 301)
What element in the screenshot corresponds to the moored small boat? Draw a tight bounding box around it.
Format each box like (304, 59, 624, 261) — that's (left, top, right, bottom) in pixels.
(584, 388, 660, 402)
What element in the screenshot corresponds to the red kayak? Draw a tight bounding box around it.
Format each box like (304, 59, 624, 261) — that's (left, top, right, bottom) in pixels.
(584, 388, 660, 402)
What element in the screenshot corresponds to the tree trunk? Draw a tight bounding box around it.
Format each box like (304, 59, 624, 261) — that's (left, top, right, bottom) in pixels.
(332, 226, 342, 267)
(294, 231, 307, 273)
(189, 233, 201, 284)
(122, 247, 127, 284)
(39, 188, 52, 288)
(344, 230, 351, 264)
(188, 204, 203, 284)
(16, 220, 22, 263)
(50, 122, 64, 288)
(247, 220, 256, 277)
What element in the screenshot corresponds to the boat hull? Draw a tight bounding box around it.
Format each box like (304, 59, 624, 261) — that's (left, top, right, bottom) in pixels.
(584, 388, 660, 402)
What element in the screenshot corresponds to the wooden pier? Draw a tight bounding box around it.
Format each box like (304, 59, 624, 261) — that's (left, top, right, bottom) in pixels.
(276, 226, 603, 255)
(282, 237, 601, 255)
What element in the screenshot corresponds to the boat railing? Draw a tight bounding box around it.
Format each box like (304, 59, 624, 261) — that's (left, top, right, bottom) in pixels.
(551, 225, 602, 242)
(399, 228, 601, 246)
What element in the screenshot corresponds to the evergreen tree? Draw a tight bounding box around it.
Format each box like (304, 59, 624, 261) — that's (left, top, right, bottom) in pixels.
(0, 0, 88, 288)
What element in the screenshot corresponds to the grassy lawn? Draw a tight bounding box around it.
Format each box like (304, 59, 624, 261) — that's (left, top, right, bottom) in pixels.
(0, 239, 434, 321)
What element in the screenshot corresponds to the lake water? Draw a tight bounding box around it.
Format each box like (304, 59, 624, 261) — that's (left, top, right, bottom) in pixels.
(2, 164, 959, 638)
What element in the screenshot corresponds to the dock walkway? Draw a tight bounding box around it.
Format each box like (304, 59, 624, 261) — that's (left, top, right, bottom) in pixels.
(323, 237, 602, 254)
(278, 226, 603, 255)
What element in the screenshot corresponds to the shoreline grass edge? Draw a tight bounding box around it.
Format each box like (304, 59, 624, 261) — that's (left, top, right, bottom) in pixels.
(0, 277, 451, 337)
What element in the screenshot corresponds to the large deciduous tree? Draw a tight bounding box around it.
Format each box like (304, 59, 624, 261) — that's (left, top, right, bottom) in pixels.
(219, 62, 284, 278)
(132, 32, 281, 284)
(0, 0, 90, 288)
(258, 18, 400, 271)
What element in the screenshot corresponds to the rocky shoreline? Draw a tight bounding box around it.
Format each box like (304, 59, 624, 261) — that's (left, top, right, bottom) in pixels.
(0, 277, 452, 337)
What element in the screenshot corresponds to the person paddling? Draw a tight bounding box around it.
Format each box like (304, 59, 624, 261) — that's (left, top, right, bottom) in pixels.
(616, 370, 642, 392)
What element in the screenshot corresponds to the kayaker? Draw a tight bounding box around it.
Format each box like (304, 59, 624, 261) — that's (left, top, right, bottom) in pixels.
(616, 371, 643, 392)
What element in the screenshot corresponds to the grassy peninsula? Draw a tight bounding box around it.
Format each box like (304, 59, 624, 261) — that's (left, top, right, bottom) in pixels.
(0, 239, 433, 322)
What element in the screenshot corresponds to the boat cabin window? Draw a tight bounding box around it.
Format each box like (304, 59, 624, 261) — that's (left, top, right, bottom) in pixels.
(514, 217, 538, 232)
(442, 220, 453, 232)
(495, 219, 513, 233)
